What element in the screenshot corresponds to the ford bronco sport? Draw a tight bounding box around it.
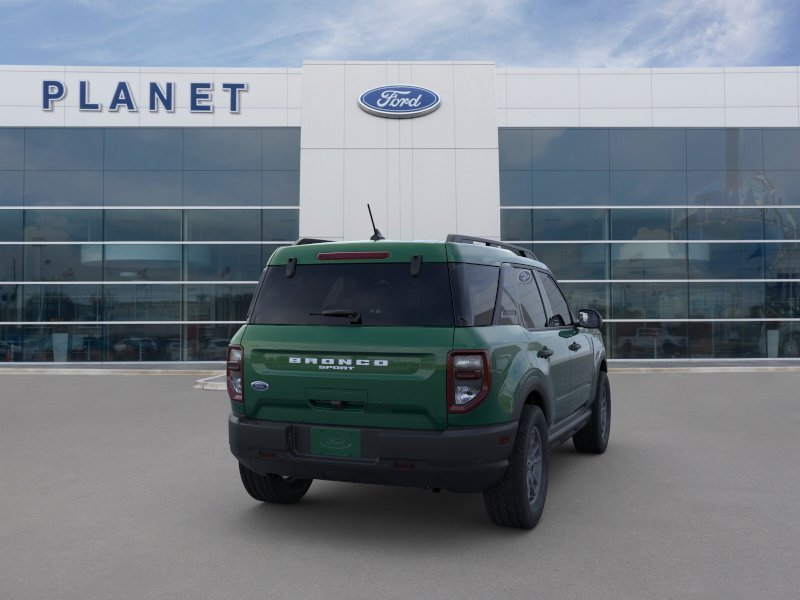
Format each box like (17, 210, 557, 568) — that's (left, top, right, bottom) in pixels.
(227, 235, 609, 529)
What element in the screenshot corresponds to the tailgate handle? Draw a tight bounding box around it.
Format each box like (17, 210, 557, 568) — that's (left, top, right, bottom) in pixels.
(309, 399, 365, 411)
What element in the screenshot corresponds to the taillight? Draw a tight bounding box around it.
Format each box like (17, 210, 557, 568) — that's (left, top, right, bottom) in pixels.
(227, 345, 244, 402)
(447, 350, 491, 413)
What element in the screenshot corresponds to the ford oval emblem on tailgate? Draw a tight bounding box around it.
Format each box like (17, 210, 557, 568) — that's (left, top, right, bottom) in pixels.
(250, 381, 269, 391)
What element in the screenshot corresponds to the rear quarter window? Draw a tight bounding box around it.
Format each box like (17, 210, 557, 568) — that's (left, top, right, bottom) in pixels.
(449, 263, 499, 326)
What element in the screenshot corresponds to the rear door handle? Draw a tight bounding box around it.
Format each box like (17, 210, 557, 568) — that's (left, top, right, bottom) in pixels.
(537, 347, 554, 359)
(569, 342, 582, 351)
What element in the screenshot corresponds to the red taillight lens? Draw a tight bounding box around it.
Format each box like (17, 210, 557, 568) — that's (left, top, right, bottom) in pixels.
(447, 350, 491, 413)
(227, 345, 244, 402)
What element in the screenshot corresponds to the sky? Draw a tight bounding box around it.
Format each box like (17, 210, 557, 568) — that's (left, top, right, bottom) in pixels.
(0, 0, 798, 68)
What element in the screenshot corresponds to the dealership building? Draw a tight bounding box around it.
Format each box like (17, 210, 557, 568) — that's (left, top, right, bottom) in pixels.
(1, 61, 799, 362)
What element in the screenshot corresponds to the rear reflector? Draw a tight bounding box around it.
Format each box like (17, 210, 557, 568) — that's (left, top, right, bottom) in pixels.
(317, 251, 390, 260)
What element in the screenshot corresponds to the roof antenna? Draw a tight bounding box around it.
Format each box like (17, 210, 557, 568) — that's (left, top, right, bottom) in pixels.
(367, 204, 385, 241)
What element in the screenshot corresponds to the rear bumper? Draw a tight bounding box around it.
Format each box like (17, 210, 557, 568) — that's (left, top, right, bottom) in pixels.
(229, 414, 517, 493)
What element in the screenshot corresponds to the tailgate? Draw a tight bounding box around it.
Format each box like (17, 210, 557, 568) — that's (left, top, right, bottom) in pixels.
(241, 325, 453, 430)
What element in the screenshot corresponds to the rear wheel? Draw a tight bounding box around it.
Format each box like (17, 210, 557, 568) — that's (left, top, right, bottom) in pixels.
(573, 371, 610, 454)
(238, 463, 312, 504)
(483, 405, 549, 529)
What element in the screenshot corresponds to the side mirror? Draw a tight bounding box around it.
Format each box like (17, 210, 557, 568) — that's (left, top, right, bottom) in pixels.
(577, 308, 603, 329)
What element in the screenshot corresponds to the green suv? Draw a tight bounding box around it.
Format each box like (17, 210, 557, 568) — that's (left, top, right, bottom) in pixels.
(227, 235, 609, 529)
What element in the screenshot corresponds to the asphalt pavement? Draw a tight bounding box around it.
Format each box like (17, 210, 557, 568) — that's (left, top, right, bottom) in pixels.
(1, 371, 799, 600)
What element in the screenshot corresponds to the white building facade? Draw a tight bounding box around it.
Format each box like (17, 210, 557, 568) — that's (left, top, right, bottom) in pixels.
(1, 62, 799, 361)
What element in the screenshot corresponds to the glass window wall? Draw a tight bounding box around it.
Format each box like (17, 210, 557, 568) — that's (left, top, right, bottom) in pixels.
(501, 127, 800, 359)
(0, 127, 299, 361)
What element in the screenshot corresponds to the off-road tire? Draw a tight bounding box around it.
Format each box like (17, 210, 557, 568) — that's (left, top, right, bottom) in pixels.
(483, 405, 549, 529)
(239, 463, 312, 504)
(573, 371, 610, 454)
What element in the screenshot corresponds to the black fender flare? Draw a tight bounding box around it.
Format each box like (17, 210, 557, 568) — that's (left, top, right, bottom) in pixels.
(511, 375, 555, 427)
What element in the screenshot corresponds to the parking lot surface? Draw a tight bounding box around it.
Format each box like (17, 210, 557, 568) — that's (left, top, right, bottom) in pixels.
(1, 371, 799, 600)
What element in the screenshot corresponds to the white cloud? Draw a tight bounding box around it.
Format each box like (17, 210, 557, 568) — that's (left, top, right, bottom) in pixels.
(512, 0, 787, 67)
(0, 0, 793, 67)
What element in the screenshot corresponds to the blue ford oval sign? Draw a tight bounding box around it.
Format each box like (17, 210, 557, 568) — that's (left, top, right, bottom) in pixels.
(358, 85, 440, 118)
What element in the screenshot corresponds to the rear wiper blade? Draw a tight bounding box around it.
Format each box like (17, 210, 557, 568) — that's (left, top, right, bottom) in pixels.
(310, 309, 362, 324)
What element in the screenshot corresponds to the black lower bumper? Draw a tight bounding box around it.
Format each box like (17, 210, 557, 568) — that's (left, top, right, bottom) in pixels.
(229, 414, 517, 493)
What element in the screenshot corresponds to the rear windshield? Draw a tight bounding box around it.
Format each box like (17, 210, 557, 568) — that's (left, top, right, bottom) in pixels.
(250, 262, 454, 327)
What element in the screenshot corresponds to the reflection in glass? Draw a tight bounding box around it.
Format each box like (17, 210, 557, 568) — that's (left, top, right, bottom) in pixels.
(22, 285, 101, 322)
(106, 324, 181, 362)
(22, 324, 104, 362)
(104, 128, 182, 170)
(499, 129, 532, 170)
(499, 171, 532, 206)
(103, 285, 180, 321)
(532, 243, 607, 280)
(262, 171, 300, 206)
(689, 282, 764, 319)
(105, 209, 181, 241)
(25, 129, 103, 170)
(183, 171, 260, 206)
(560, 282, 609, 319)
(185, 209, 260, 241)
(532, 129, 609, 170)
(764, 206, 800, 241)
(24, 210, 102, 242)
(766, 281, 800, 319)
(688, 321, 766, 359)
(0, 171, 23, 205)
(611, 171, 686, 206)
(0, 129, 24, 169)
(263, 128, 301, 170)
(104, 171, 182, 206)
(25, 172, 103, 206)
(686, 129, 763, 171)
(612, 321, 689, 359)
(764, 129, 800, 170)
(0, 285, 20, 323)
(184, 323, 243, 361)
(532, 171, 609, 206)
(533, 209, 608, 241)
(610, 129, 685, 170)
(689, 243, 764, 279)
(0, 246, 23, 281)
(102, 245, 181, 281)
(687, 207, 764, 240)
(0, 210, 22, 241)
(612, 282, 687, 320)
(611, 208, 687, 240)
(766, 243, 800, 278)
(688, 170, 780, 206)
(611, 242, 687, 279)
(763, 171, 800, 204)
(25, 244, 102, 281)
(262, 209, 299, 241)
(183, 129, 261, 170)
(185, 244, 262, 281)
(185, 284, 255, 321)
(500, 209, 533, 241)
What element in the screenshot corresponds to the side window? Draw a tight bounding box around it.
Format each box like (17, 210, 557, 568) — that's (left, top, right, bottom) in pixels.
(514, 268, 547, 329)
(496, 266, 520, 326)
(540, 273, 572, 327)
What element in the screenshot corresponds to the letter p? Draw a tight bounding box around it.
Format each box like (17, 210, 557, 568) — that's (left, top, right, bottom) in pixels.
(42, 80, 66, 110)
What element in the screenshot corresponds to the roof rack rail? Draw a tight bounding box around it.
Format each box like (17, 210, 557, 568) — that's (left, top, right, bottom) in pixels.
(295, 237, 333, 245)
(446, 234, 538, 261)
